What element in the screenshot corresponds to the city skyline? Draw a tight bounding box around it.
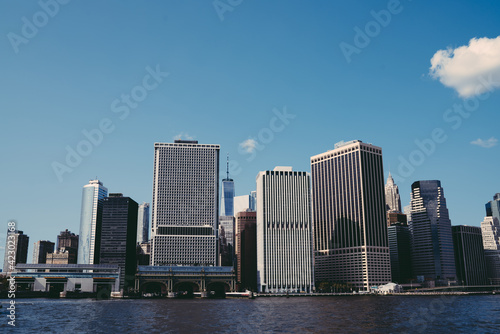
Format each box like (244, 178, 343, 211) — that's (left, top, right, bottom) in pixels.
(2, 1, 500, 264)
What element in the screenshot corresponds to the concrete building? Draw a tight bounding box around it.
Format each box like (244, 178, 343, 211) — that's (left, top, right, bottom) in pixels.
(151, 140, 219, 266)
(56, 229, 78, 264)
(2, 229, 29, 275)
(235, 210, 257, 291)
(409, 180, 457, 285)
(311, 140, 391, 291)
(32, 240, 55, 264)
(452, 225, 488, 286)
(100, 193, 138, 292)
(13, 264, 120, 297)
(46, 249, 72, 265)
(234, 193, 257, 215)
(256, 166, 314, 293)
(78, 179, 108, 265)
(137, 203, 150, 244)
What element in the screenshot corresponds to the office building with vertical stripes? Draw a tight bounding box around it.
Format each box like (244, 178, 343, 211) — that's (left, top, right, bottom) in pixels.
(311, 140, 391, 291)
(256, 166, 314, 293)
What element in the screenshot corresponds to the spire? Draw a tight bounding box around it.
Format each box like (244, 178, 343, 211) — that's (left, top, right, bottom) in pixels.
(387, 172, 394, 185)
(226, 153, 229, 180)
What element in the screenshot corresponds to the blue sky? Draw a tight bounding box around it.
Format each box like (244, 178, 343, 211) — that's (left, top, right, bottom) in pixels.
(1, 0, 499, 264)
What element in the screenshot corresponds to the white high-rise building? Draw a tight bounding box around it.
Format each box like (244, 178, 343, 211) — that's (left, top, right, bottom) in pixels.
(385, 172, 401, 213)
(151, 140, 219, 266)
(256, 166, 314, 293)
(137, 203, 150, 244)
(234, 193, 256, 215)
(481, 216, 500, 284)
(78, 179, 108, 264)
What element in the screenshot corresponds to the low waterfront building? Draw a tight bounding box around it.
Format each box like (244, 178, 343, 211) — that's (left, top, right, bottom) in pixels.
(13, 263, 120, 297)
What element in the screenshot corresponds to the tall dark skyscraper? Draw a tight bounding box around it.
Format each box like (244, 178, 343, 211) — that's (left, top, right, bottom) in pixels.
(387, 216, 412, 284)
(409, 180, 457, 285)
(452, 225, 487, 286)
(311, 140, 391, 291)
(221, 154, 235, 217)
(3, 229, 29, 275)
(151, 140, 219, 266)
(33, 240, 55, 264)
(235, 210, 257, 292)
(100, 193, 138, 292)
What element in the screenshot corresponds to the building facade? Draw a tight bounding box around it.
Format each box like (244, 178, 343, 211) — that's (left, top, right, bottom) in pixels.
(385, 172, 402, 213)
(78, 179, 108, 265)
(234, 193, 257, 215)
(409, 180, 457, 285)
(388, 223, 412, 284)
(311, 140, 391, 291)
(219, 216, 235, 266)
(137, 202, 150, 244)
(33, 240, 55, 264)
(452, 225, 488, 286)
(256, 166, 314, 293)
(481, 215, 500, 284)
(57, 229, 78, 264)
(3, 230, 29, 275)
(151, 140, 219, 266)
(100, 193, 138, 292)
(235, 210, 257, 291)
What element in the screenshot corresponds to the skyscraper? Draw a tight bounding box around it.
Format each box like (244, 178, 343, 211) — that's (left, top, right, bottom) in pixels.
(486, 193, 500, 222)
(2, 230, 29, 275)
(452, 225, 487, 286)
(387, 216, 412, 284)
(311, 140, 391, 291)
(385, 172, 402, 213)
(137, 202, 150, 244)
(481, 214, 500, 285)
(151, 140, 219, 266)
(235, 210, 257, 291)
(409, 180, 457, 284)
(56, 229, 78, 264)
(77, 179, 108, 264)
(100, 193, 138, 292)
(221, 154, 235, 217)
(256, 166, 314, 293)
(219, 215, 235, 266)
(32, 240, 55, 264)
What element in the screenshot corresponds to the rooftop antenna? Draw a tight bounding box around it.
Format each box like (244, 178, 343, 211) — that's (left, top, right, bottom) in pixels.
(226, 153, 229, 179)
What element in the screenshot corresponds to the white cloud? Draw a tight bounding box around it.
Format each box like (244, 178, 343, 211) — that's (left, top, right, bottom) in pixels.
(429, 36, 500, 98)
(239, 138, 258, 153)
(470, 137, 498, 148)
(173, 132, 194, 141)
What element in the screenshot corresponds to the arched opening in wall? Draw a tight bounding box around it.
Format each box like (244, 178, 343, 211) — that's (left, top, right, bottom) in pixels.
(174, 281, 200, 298)
(206, 282, 230, 298)
(141, 281, 167, 297)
